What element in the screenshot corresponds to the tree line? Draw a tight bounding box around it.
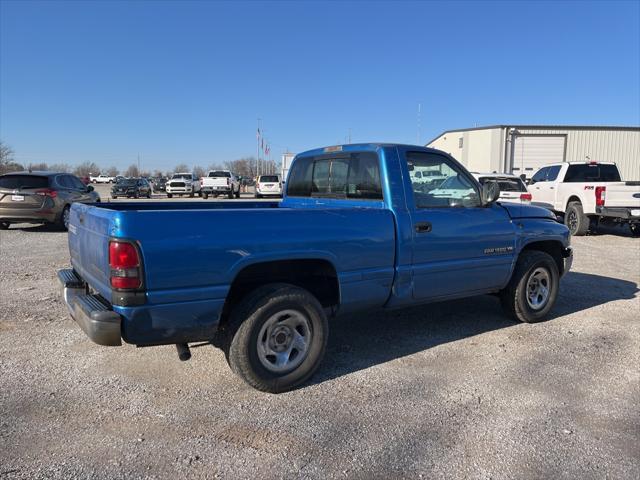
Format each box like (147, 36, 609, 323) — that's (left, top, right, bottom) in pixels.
(0, 142, 279, 178)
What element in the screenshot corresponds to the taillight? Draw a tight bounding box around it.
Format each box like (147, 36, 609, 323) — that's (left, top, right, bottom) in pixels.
(109, 241, 142, 290)
(595, 186, 606, 206)
(226, 178, 230, 186)
(35, 188, 58, 198)
(520, 193, 532, 201)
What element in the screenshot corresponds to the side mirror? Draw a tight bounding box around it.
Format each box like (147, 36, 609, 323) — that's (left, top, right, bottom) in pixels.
(482, 181, 500, 205)
(87, 185, 94, 192)
(528, 178, 535, 185)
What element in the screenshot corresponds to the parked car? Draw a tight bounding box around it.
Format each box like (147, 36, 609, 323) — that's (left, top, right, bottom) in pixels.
(89, 174, 115, 184)
(528, 162, 640, 236)
(111, 178, 152, 199)
(152, 177, 167, 192)
(0, 171, 100, 230)
(166, 173, 201, 198)
(201, 170, 240, 199)
(254, 175, 282, 198)
(58, 143, 572, 393)
(472, 173, 532, 204)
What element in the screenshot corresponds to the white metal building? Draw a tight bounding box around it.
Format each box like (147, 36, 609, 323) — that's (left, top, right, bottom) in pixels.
(427, 125, 640, 180)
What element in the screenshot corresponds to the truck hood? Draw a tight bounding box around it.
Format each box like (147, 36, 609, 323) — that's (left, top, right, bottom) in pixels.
(499, 202, 556, 220)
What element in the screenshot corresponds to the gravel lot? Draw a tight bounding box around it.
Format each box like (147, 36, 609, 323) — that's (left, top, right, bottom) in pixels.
(1, 204, 639, 479)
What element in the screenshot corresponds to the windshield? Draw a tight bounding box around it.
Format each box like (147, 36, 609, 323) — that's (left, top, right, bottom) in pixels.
(0, 175, 49, 190)
(259, 176, 279, 183)
(209, 171, 230, 178)
(172, 174, 191, 180)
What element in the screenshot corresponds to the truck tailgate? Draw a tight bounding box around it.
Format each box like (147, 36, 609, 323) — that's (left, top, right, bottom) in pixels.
(68, 203, 114, 301)
(605, 182, 640, 208)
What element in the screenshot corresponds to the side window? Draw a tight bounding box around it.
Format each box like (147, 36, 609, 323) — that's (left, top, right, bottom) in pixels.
(69, 175, 85, 190)
(406, 152, 480, 208)
(56, 175, 74, 189)
(546, 165, 561, 181)
(531, 167, 549, 183)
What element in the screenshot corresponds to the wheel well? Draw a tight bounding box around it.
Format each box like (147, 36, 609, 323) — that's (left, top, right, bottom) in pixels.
(221, 259, 340, 323)
(522, 241, 564, 275)
(566, 195, 581, 210)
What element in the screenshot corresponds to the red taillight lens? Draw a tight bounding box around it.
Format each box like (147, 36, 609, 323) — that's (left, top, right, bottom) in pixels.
(35, 188, 58, 198)
(109, 242, 139, 268)
(595, 186, 606, 206)
(226, 178, 230, 186)
(109, 241, 142, 289)
(520, 193, 532, 201)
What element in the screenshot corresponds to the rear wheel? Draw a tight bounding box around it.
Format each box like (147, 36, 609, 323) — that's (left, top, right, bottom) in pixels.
(59, 205, 71, 231)
(202, 193, 209, 199)
(235, 187, 241, 198)
(228, 189, 234, 199)
(500, 250, 559, 323)
(0, 222, 9, 230)
(167, 193, 173, 198)
(565, 201, 589, 236)
(112, 195, 117, 199)
(223, 283, 329, 393)
(255, 193, 262, 199)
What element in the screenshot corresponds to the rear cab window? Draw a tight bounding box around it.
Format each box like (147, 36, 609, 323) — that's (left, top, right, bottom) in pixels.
(0, 175, 49, 190)
(286, 152, 383, 201)
(478, 177, 527, 192)
(564, 164, 621, 182)
(209, 171, 231, 178)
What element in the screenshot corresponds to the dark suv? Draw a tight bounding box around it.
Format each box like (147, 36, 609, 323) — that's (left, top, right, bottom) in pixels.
(111, 178, 152, 199)
(0, 171, 100, 230)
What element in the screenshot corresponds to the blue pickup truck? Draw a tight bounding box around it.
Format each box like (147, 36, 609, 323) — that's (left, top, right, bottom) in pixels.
(58, 144, 572, 393)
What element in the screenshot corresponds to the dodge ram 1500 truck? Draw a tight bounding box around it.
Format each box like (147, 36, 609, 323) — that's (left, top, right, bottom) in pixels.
(58, 144, 572, 393)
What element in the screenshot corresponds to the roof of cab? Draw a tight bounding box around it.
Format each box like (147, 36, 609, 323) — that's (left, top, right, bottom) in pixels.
(296, 143, 439, 158)
(1, 171, 64, 177)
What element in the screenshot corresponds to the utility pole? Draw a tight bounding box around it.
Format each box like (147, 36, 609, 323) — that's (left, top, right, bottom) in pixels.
(348, 128, 351, 144)
(137, 153, 140, 174)
(416, 102, 422, 145)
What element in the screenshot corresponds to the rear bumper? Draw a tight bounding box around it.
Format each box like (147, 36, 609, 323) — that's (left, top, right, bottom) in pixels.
(202, 186, 231, 193)
(596, 206, 640, 222)
(58, 269, 122, 346)
(0, 208, 58, 223)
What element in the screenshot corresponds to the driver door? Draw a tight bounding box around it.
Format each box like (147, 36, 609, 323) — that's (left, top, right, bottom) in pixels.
(399, 148, 516, 301)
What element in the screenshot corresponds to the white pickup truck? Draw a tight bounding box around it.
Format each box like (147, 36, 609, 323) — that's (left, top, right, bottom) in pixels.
(528, 162, 640, 236)
(89, 174, 115, 184)
(200, 170, 240, 199)
(166, 173, 201, 198)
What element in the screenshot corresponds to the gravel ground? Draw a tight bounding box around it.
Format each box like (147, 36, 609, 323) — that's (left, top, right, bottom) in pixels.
(1, 215, 639, 479)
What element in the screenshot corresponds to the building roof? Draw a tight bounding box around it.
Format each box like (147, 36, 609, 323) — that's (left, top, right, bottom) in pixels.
(426, 124, 640, 145)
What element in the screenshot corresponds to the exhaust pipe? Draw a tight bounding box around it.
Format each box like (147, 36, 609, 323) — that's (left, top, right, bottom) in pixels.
(175, 343, 191, 361)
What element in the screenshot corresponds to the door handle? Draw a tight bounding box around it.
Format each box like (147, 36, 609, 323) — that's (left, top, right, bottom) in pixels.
(415, 222, 432, 233)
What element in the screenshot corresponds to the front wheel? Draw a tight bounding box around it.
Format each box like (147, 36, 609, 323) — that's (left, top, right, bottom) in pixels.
(500, 250, 559, 323)
(167, 193, 172, 198)
(228, 190, 234, 199)
(0, 221, 9, 230)
(223, 283, 329, 393)
(630, 223, 640, 237)
(202, 193, 209, 199)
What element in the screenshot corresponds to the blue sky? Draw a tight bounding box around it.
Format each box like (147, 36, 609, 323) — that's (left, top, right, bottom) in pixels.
(1, 0, 639, 172)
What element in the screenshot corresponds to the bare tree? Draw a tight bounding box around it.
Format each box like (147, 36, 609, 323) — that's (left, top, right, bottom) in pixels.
(49, 163, 72, 173)
(152, 169, 164, 179)
(0, 141, 23, 174)
(173, 163, 190, 173)
(74, 161, 101, 177)
(124, 164, 140, 177)
(105, 166, 119, 177)
(193, 165, 206, 179)
(28, 162, 49, 171)
(207, 163, 224, 172)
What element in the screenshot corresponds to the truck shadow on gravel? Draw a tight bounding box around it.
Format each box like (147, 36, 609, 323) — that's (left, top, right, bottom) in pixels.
(310, 271, 638, 386)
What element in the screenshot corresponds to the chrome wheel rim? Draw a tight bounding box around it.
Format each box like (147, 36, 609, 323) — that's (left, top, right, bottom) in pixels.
(526, 267, 551, 310)
(257, 309, 312, 373)
(63, 208, 70, 229)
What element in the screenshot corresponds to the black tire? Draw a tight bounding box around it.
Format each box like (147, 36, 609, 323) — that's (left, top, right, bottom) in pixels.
(167, 193, 173, 198)
(147, 191, 151, 199)
(189, 191, 194, 198)
(255, 193, 262, 199)
(0, 221, 9, 230)
(223, 283, 329, 393)
(235, 187, 241, 199)
(112, 195, 117, 199)
(134, 192, 139, 199)
(500, 250, 560, 323)
(565, 201, 589, 236)
(228, 189, 234, 199)
(630, 223, 640, 237)
(59, 205, 70, 231)
(202, 193, 209, 199)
